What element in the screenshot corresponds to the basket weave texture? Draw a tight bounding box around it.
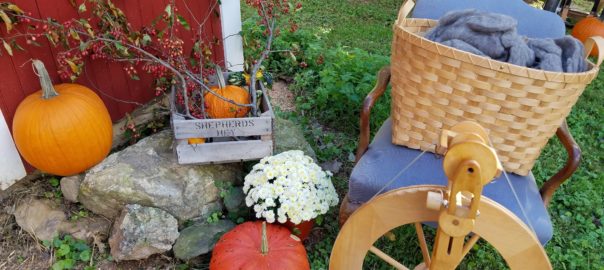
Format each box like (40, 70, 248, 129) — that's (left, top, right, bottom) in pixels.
(390, 2, 601, 175)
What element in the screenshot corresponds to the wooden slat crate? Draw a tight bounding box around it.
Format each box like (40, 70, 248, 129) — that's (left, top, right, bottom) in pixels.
(171, 84, 275, 165)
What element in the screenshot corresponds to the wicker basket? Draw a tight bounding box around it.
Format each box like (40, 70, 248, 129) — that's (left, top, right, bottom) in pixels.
(391, 0, 604, 175)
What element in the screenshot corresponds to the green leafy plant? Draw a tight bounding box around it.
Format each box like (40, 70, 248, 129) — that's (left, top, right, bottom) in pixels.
(215, 180, 251, 223)
(42, 235, 94, 270)
(49, 177, 60, 187)
(69, 209, 90, 222)
(44, 177, 63, 200)
(206, 211, 223, 224)
(214, 180, 234, 199)
(245, 17, 390, 134)
(297, 46, 390, 133)
(175, 264, 190, 270)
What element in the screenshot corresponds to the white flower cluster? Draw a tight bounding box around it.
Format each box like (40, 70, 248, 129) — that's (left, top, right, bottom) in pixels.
(243, 150, 339, 224)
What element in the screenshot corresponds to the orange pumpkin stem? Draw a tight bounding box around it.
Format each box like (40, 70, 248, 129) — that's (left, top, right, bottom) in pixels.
(32, 60, 59, 100)
(261, 221, 269, 255)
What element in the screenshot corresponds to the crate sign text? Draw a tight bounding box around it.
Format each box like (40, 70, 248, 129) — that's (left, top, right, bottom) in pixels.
(172, 116, 272, 139)
(195, 119, 256, 137)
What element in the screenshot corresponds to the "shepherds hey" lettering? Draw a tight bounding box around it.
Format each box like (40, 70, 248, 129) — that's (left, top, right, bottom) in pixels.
(194, 119, 256, 130)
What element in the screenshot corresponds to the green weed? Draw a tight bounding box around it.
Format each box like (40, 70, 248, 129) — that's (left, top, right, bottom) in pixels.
(42, 235, 94, 270)
(206, 211, 223, 224)
(69, 209, 90, 222)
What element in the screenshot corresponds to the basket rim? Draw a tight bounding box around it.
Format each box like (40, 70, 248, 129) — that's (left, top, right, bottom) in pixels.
(394, 18, 600, 82)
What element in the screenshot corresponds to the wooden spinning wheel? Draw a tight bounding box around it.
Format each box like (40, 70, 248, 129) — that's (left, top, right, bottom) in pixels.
(330, 122, 552, 270)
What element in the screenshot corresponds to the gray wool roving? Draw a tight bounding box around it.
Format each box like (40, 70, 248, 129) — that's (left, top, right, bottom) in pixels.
(425, 9, 587, 73)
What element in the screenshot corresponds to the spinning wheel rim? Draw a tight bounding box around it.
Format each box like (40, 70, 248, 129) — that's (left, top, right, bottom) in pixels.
(329, 185, 551, 270)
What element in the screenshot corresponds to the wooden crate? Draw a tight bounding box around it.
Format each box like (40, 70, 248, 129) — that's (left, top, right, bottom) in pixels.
(170, 85, 275, 165)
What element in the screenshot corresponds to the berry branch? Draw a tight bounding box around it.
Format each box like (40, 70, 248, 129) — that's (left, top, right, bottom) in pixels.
(0, 0, 301, 120)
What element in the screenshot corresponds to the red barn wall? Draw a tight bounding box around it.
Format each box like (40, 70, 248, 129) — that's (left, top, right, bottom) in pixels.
(0, 0, 224, 129)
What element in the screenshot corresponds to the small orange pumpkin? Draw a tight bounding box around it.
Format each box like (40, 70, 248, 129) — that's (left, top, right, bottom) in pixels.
(188, 137, 206, 144)
(210, 221, 310, 270)
(572, 17, 604, 56)
(204, 66, 251, 119)
(12, 60, 112, 176)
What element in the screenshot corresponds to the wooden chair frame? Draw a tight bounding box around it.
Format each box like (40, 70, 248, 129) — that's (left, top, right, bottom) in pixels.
(339, 65, 582, 225)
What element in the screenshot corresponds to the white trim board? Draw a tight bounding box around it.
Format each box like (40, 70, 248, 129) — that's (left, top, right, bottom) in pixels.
(220, 0, 245, 72)
(0, 109, 26, 190)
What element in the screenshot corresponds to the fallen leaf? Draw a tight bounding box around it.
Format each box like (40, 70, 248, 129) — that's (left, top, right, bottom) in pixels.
(2, 40, 13, 56)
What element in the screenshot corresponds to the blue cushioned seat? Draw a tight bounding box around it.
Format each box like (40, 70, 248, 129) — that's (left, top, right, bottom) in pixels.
(348, 118, 553, 245)
(411, 0, 565, 39)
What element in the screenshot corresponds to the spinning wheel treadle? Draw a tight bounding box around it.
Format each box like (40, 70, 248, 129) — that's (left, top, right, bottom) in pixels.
(330, 122, 552, 270)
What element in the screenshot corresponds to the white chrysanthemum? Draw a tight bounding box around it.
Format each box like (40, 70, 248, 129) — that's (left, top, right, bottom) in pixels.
(243, 150, 339, 225)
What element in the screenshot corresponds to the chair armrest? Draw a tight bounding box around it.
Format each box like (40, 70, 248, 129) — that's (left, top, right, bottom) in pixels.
(540, 119, 582, 207)
(355, 66, 391, 162)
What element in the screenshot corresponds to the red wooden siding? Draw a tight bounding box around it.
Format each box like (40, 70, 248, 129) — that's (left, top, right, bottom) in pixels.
(0, 0, 224, 129)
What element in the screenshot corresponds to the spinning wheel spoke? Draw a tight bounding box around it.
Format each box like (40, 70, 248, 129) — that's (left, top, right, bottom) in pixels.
(368, 246, 409, 270)
(461, 234, 481, 258)
(414, 223, 431, 267)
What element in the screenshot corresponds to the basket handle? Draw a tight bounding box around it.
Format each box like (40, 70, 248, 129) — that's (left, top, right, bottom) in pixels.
(396, 0, 416, 22)
(584, 36, 604, 68)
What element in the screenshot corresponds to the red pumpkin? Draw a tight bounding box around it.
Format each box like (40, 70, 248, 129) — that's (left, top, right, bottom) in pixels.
(210, 222, 310, 270)
(572, 17, 604, 56)
(12, 60, 112, 176)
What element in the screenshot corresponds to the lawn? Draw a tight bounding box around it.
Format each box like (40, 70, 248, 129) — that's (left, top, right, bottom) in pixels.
(242, 0, 604, 269)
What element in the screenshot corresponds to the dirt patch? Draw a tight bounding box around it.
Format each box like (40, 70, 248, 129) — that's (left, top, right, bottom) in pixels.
(0, 177, 206, 269)
(268, 81, 296, 112)
(1, 177, 55, 270)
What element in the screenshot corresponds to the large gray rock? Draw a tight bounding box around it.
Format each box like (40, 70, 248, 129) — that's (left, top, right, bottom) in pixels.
(61, 175, 83, 202)
(13, 198, 112, 243)
(173, 220, 235, 260)
(14, 198, 66, 241)
(274, 118, 316, 159)
(79, 130, 242, 221)
(108, 204, 179, 261)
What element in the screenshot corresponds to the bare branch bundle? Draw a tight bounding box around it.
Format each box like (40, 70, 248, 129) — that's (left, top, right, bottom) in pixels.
(0, 0, 301, 120)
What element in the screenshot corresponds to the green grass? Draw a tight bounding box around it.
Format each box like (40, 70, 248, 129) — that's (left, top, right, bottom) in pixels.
(292, 0, 400, 56)
(241, 0, 400, 55)
(242, 0, 604, 269)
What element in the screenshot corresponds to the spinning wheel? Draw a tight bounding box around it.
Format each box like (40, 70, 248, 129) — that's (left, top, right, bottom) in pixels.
(330, 122, 552, 269)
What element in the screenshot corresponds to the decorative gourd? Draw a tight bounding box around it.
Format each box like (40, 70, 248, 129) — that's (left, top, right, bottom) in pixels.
(227, 72, 247, 87)
(12, 60, 113, 176)
(243, 70, 264, 86)
(572, 16, 604, 56)
(205, 67, 251, 118)
(227, 70, 272, 87)
(210, 222, 310, 270)
(262, 71, 274, 87)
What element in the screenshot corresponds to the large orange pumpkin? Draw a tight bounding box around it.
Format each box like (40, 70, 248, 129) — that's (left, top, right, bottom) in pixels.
(204, 67, 251, 119)
(572, 17, 604, 56)
(12, 60, 112, 176)
(210, 222, 310, 270)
